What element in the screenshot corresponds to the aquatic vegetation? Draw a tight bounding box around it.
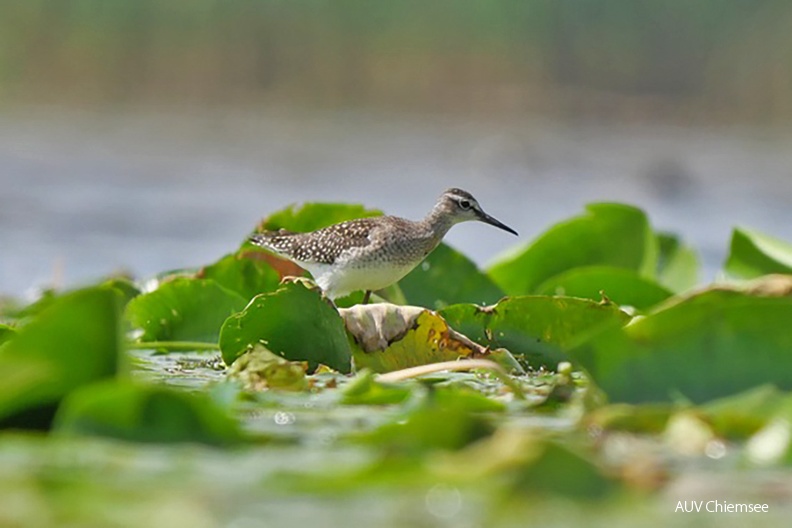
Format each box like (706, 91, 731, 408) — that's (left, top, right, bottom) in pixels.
(2, 201, 792, 527)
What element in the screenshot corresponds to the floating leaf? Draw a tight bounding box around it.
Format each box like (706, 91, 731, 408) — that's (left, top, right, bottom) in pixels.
(440, 296, 629, 368)
(398, 243, 505, 309)
(0, 288, 121, 426)
(101, 277, 142, 306)
(701, 385, 792, 439)
(656, 232, 699, 292)
(341, 303, 522, 373)
(571, 289, 792, 404)
(585, 403, 674, 434)
(724, 227, 792, 280)
(256, 202, 382, 233)
(125, 278, 247, 344)
(6, 289, 59, 320)
(536, 266, 672, 310)
(0, 324, 15, 346)
(54, 381, 244, 446)
(364, 386, 498, 452)
(342, 370, 413, 405)
(512, 442, 617, 498)
(488, 203, 657, 295)
(219, 282, 352, 372)
(225, 344, 309, 392)
(199, 252, 282, 301)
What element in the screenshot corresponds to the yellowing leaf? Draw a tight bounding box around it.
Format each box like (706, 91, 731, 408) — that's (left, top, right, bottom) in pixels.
(226, 344, 309, 392)
(341, 304, 521, 373)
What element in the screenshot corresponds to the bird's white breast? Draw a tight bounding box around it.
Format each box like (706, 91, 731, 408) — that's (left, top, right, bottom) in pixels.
(301, 260, 418, 299)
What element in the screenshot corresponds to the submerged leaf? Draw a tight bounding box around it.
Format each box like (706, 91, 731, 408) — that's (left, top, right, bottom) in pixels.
(725, 227, 792, 280)
(219, 282, 352, 373)
(571, 289, 792, 404)
(54, 381, 244, 446)
(488, 203, 657, 295)
(125, 278, 247, 344)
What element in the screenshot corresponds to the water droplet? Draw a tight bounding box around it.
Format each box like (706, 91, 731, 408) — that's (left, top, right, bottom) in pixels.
(421, 261, 431, 271)
(705, 439, 727, 459)
(425, 484, 462, 519)
(273, 411, 295, 425)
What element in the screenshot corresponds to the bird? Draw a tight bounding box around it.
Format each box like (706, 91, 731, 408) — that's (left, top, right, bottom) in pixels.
(249, 188, 517, 303)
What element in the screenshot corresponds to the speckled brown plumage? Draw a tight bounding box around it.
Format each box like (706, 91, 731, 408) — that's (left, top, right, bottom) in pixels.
(248, 188, 517, 300)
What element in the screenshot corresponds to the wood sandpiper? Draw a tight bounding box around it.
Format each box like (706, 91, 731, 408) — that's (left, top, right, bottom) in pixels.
(249, 188, 517, 303)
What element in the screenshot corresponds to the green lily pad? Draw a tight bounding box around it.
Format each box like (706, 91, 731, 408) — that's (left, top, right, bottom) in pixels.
(256, 202, 382, 233)
(364, 385, 499, 452)
(488, 203, 657, 295)
(656, 232, 700, 292)
(512, 442, 617, 499)
(125, 278, 247, 344)
(700, 385, 792, 439)
(585, 403, 675, 434)
(536, 266, 672, 310)
(724, 227, 792, 280)
(0, 324, 15, 346)
(341, 370, 413, 405)
(54, 380, 244, 446)
(6, 289, 59, 320)
(440, 296, 629, 368)
(219, 282, 352, 373)
(398, 243, 505, 309)
(101, 277, 142, 306)
(570, 289, 792, 404)
(225, 344, 309, 392)
(199, 252, 282, 301)
(0, 287, 121, 426)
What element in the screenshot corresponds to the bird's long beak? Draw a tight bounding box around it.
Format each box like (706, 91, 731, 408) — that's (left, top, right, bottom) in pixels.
(477, 211, 518, 236)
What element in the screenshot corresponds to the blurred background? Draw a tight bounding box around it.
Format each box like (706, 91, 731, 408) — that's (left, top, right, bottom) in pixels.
(2, 0, 792, 297)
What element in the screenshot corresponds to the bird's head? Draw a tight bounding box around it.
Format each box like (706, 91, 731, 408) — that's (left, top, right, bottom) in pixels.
(434, 188, 518, 235)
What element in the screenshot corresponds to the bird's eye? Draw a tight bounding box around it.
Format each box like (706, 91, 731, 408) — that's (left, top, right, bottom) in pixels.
(459, 200, 471, 210)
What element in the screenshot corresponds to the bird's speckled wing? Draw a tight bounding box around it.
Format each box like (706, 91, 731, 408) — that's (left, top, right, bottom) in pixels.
(249, 218, 377, 265)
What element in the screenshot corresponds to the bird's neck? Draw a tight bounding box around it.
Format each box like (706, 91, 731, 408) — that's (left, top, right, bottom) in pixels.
(423, 207, 455, 242)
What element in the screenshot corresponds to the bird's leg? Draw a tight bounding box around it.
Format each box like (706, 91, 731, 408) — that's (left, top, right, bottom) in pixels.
(362, 290, 372, 305)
